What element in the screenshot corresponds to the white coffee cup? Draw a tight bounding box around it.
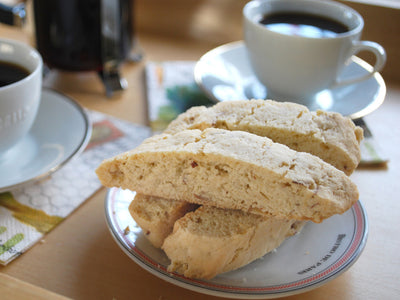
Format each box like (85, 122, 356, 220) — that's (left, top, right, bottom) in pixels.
(243, 0, 386, 101)
(0, 38, 43, 154)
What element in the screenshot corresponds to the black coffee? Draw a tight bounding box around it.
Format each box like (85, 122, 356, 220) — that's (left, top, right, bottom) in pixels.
(0, 61, 30, 87)
(259, 12, 349, 38)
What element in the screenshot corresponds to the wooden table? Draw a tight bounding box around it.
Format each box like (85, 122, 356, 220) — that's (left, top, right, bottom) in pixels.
(1, 2, 400, 299)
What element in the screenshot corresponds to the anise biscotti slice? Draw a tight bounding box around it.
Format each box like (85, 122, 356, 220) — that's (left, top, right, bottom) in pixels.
(162, 205, 305, 279)
(129, 194, 198, 248)
(96, 128, 359, 223)
(164, 99, 363, 175)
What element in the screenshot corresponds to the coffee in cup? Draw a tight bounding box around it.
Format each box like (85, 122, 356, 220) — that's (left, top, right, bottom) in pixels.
(0, 39, 43, 154)
(243, 0, 386, 101)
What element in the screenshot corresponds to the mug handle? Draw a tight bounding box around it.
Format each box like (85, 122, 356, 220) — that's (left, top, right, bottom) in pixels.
(334, 41, 386, 87)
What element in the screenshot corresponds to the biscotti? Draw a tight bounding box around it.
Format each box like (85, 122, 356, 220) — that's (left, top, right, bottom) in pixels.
(165, 99, 363, 175)
(162, 205, 305, 279)
(96, 128, 359, 223)
(130, 193, 305, 278)
(129, 194, 198, 248)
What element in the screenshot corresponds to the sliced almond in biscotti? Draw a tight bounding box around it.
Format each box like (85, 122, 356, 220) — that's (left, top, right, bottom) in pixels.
(162, 205, 305, 279)
(165, 99, 363, 175)
(129, 194, 198, 248)
(96, 128, 359, 223)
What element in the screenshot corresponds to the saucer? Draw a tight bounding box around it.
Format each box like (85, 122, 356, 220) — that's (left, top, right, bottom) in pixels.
(0, 89, 91, 192)
(105, 187, 368, 299)
(194, 41, 386, 119)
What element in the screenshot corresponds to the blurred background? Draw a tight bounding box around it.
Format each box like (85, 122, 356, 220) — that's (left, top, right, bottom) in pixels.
(0, 0, 398, 87)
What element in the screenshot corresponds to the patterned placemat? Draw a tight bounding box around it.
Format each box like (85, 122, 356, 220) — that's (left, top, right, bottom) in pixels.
(0, 110, 151, 265)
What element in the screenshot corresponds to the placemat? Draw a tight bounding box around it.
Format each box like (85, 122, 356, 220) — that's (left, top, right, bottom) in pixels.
(0, 110, 151, 265)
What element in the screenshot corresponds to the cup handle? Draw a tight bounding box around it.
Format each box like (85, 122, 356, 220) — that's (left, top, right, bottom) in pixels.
(334, 41, 386, 87)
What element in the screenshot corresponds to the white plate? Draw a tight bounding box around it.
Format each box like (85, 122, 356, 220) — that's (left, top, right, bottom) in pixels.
(0, 89, 91, 192)
(194, 41, 386, 119)
(105, 187, 368, 299)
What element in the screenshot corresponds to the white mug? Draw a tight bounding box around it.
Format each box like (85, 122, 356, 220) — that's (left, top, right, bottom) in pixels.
(243, 0, 386, 101)
(0, 38, 43, 154)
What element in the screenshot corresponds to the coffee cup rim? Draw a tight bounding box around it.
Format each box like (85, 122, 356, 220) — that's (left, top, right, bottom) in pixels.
(0, 38, 43, 91)
(243, 0, 364, 40)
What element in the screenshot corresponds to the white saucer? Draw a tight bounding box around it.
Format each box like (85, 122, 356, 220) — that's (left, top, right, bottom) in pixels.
(194, 41, 386, 119)
(105, 187, 368, 299)
(0, 89, 91, 192)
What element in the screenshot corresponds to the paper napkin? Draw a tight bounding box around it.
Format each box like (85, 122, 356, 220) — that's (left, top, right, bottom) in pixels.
(145, 60, 388, 167)
(0, 110, 151, 265)
(354, 118, 389, 167)
(145, 61, 214, 133)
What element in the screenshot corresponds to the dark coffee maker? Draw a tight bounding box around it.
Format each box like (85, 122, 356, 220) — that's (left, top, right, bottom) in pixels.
(0, 0, 140, 97)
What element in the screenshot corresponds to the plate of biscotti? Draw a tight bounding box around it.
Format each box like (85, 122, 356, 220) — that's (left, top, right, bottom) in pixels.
(98, 100, 368, 298)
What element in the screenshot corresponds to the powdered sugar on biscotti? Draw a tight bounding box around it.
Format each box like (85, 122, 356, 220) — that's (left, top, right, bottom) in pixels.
(96, 128, 359, 223)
